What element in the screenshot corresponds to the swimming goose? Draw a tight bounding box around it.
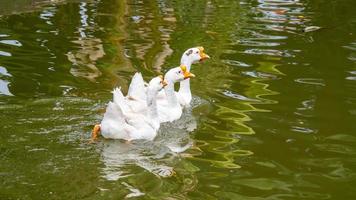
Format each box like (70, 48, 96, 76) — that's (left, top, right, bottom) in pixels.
(157, 66, 195, 122)
(91, 76, 167, 141)
(177, 46, 210, 106)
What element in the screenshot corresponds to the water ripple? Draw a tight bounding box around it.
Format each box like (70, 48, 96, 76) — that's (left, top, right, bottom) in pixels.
(0, 39, 22, 47)
(295, 78, 325, 86)
(243, 48, 293, 57)
(291, 126, 315, 134)
(0, 50, 12, 57)
(223, 90, 259, 102)
(238, 39, 281, 47)
(0, 79, 13, 96)
(0, 66, 12, 77)
(221, 59, 251, 67)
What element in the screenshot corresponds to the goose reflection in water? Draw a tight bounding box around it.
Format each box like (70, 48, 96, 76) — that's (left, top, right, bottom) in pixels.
(98, 98, 203, 181)
(99, 135, 201, 198)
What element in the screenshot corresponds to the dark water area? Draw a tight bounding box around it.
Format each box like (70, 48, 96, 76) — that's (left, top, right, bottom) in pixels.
(1, 0, 356, 199)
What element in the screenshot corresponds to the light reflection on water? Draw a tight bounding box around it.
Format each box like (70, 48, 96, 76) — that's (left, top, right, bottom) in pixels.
(1, 0, 356, 199)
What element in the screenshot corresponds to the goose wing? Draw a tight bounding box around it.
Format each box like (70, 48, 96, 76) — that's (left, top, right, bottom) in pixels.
(101, 102, 136, 140)
(102, 101, 125, 123)
(113, 87, 131, 114)
(127, 72, 147, 102)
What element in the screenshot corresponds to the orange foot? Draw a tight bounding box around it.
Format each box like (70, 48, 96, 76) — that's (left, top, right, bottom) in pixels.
(90, 124, 101, 142)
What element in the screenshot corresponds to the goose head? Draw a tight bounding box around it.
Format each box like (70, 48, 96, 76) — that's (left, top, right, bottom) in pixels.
(147, 75, 168, 94)
(181, 46, 210, 66)
(164, 66, 195, 84)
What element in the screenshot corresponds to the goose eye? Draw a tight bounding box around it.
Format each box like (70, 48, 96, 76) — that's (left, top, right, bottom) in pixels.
(196, 51, 199, 54)
(178, 70, 181, 73)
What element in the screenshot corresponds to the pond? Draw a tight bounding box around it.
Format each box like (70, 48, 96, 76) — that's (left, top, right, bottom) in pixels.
(1, 0, 356, 199)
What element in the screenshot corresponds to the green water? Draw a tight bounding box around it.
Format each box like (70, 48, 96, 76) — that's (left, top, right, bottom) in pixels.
(1, 0, 356, 199)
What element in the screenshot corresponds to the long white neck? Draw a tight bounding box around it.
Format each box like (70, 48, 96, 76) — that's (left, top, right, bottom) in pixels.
(164, 79, 179, 106)
(180, 56, 193, 71)
(178, 57, 193, 95)
(146, 89, 158, 119)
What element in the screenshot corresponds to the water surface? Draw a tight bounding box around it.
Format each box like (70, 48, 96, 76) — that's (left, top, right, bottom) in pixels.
(1, 0, 356, 199)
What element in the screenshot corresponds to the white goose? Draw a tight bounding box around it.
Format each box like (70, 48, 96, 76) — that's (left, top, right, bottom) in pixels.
(91, 76, 167, 141)
(157, 66, 195, 122)
(156, 47, 209, 107)
(177, 46, 210, 106)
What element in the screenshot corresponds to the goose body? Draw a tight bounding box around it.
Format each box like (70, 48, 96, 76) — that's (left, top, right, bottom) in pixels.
(92, 76, 166, 141)
(156, 66, 195, 122)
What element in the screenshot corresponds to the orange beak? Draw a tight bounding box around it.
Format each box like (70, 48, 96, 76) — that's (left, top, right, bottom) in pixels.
(183, 71, 195, 79)
(198, 46, 210, 62)
(180, 65, 195, 79)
